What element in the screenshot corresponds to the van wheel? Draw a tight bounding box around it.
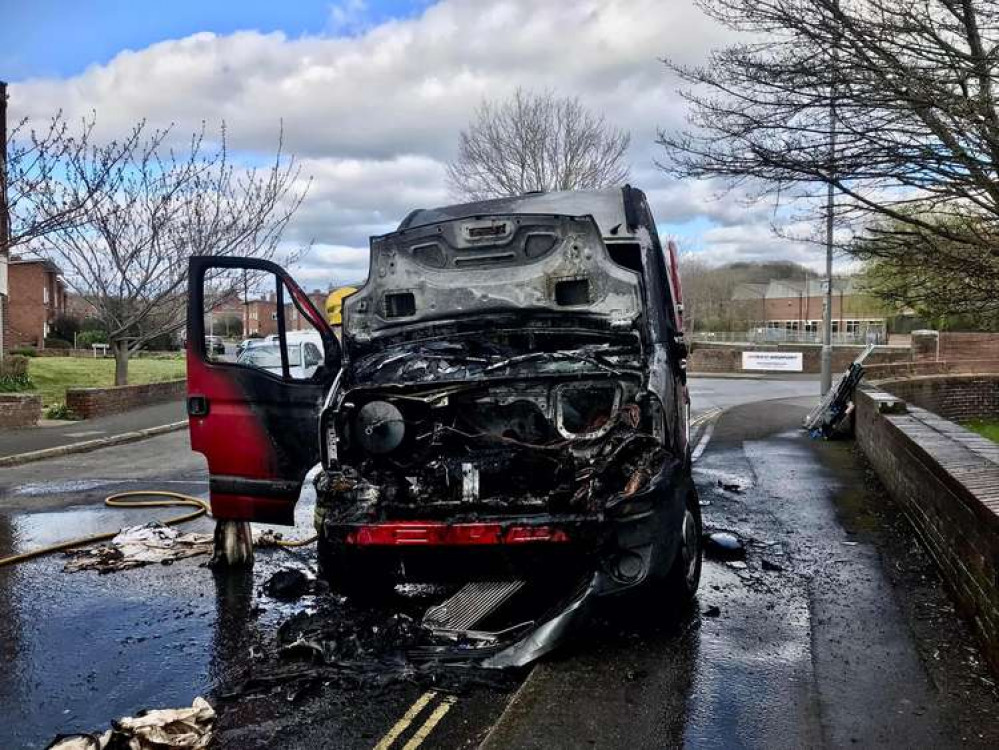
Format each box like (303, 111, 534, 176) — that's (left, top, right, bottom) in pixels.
(663, 487, 703, 602)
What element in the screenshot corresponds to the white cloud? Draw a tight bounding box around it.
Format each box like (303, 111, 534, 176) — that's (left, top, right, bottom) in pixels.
(8, 0, 830, 283)
(328, 0, 370, 36)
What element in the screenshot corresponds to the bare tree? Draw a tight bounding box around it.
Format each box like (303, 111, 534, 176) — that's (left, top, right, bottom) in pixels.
(34, 123, 308, 385)
(657, 0, 999, 315)
(447, 89, 631, 200)
(5, 106, 137, 250)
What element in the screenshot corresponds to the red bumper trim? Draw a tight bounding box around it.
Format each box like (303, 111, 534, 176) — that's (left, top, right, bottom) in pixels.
(344, 522, 570, 546)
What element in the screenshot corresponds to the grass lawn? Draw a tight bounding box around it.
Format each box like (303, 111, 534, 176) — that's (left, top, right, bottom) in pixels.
(965, 419, 999, 444)
(28, 356, 186, 407)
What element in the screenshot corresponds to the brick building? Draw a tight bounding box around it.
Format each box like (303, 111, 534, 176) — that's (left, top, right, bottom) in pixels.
(65, 293, 99, 320)
(203, 288, 329, 339)
(286, 289, 329, 331)
(4, 255, 68, 349)
(732, 278, 890, 341)
(243, 297, 279, 337)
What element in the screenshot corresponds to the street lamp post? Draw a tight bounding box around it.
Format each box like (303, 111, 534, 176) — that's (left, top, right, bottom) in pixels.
(820, 6, 839, 396)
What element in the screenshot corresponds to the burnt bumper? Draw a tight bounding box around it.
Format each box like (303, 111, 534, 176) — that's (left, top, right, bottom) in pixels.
(319, 459, 689, 593)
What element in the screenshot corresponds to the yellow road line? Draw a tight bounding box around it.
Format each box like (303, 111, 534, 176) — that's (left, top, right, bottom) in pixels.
(691, 407, 722, 427)
(373, 691, 438, 750)
(401, 695, 458, 750)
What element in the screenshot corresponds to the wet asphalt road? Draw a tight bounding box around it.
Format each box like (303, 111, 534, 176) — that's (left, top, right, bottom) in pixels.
(2, 376, 997, 748)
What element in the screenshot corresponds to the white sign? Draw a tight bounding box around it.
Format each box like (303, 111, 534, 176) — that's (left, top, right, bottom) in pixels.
(742, 351, 803, 372)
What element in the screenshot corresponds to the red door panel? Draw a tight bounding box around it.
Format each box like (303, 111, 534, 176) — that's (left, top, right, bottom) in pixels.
(186, 256, 340, 525)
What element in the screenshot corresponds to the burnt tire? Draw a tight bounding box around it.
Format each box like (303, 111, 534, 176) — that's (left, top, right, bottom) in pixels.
(662, 485, 703, 603)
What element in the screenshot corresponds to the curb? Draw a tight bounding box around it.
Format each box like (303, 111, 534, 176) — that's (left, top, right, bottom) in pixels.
(0, 421, 188, 468)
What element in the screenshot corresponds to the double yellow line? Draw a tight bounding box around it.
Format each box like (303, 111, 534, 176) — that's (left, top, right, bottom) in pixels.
(373, 407, 723, 749)
(373, 690, 458, 750)
(691, 406, 722, 429)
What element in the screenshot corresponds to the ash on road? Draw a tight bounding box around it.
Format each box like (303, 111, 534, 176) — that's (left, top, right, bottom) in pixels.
(1, 378, 996, 749)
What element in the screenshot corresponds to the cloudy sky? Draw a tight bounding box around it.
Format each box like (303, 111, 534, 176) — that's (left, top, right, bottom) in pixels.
(2, 0, 830, 289)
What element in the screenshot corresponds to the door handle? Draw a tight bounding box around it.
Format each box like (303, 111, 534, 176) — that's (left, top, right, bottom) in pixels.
(187, 395, 210, 416)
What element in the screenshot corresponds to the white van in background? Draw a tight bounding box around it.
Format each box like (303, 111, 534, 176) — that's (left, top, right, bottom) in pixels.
(237, 330, 325, 380)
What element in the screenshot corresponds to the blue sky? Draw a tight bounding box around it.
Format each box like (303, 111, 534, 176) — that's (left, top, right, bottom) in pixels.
(0, 0, 430, 79)
(4, 1, 819, 285)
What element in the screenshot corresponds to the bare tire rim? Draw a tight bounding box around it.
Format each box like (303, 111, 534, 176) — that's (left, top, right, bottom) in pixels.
(682, 509, 699, 590)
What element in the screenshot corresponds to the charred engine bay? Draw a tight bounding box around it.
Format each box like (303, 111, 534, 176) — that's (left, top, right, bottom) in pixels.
(318, 332, 670, 523)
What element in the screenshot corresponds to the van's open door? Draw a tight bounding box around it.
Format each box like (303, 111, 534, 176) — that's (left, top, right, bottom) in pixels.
(186, 256, 341, 525)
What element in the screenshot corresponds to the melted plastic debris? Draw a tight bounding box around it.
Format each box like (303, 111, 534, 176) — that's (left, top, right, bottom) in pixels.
(263, 568, 312, 601)
(46, 697, 214, 749)
(218, 596, 522, 705)
(63, 523, 213, 574)
(703, 531, 746, 561)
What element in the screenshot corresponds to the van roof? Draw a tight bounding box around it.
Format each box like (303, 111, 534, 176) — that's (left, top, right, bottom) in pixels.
(397, 187, 634, 239)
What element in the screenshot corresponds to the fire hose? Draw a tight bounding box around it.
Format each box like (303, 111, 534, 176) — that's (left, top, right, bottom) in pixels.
(0, 490, 316, 568)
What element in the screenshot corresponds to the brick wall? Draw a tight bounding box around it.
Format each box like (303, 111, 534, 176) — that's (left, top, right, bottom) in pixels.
(877, 375, 999, 423)
(7, 261, 46, 348)
(863, 359, 999, 381)
(688, 342, 910, 374)
(66, 379, 186, 419)
(912, 330, 939, 362)
(940, 333, 999, 361)
(855, 385, 999, 675)
(0, 393, 42, 428)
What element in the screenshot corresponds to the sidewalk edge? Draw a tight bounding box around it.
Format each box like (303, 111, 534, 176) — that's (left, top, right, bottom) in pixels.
(0, 421, 188, 468)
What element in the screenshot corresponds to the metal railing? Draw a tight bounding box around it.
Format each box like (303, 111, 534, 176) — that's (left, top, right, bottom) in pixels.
(690, 329, 888, 346)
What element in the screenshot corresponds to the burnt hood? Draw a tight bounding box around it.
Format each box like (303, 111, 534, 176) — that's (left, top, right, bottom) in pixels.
(343, 213, 642, 345)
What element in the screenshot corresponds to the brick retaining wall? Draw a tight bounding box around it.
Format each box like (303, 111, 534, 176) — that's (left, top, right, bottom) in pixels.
(29, 349, 180, 358)
(863, 359, 999, 381)
(941, 333, 999, 362)
(66, 379, 186, 419)
(855, 383, 999, 675)
(0, 393, 42, 428)
(878, 375, 999, 423)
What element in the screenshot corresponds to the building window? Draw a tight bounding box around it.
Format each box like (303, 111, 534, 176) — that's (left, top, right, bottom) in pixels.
(43, 284, 50, 305)
(271, 312, 278, 321)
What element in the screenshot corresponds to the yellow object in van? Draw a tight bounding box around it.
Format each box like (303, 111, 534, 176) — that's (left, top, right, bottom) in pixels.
(326, 286, 358, 325)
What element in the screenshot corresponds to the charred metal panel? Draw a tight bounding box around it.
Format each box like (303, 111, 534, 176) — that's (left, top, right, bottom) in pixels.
(344, 214, 642, 342)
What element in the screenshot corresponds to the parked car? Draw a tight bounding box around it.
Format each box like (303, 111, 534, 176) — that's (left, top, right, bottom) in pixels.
(186, 187, 697, 659)
(235, 332, 324, 380)
(205, 335, 225, 355)
(236, 337, 269, 358)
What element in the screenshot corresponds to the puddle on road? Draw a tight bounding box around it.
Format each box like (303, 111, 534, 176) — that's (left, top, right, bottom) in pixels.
(0, 481, 321, 749)
(11, 479, 209, 497)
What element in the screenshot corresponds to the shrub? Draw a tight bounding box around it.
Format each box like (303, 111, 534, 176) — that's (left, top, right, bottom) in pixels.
(77, 330, 108, 348)
(10, 346, 37, 357)
(44, 337, 72, 349)
(143, 332, 180, 351)
(0, 355, 33, 392)
(50, 314, 82, 342)
(44, 402, 77, 420)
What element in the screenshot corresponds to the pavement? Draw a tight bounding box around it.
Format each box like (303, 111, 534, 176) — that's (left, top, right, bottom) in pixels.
(2, 378, 998, 748)
(0, 400, 187, 460)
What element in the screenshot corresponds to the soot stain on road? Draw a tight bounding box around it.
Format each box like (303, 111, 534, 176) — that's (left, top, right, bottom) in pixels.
(207, 566, 524, 749)
(6, 402, 999, 749)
